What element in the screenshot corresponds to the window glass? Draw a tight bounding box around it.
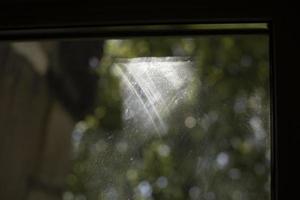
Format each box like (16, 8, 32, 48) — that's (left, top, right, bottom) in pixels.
(0, 34, 270, 200)
(71, 35, 270, 200)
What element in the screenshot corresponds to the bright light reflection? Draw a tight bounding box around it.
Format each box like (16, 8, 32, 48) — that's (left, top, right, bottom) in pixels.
(113, 57, 198, 135)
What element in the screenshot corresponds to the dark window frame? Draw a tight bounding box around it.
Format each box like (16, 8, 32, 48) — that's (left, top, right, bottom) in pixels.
(0, 2, 296, 200)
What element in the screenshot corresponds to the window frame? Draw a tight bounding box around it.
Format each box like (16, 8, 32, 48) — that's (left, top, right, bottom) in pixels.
(0, 2, 295, 200)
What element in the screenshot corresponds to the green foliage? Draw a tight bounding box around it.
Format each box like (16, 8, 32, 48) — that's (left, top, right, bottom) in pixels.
(66, 35, 270, 200)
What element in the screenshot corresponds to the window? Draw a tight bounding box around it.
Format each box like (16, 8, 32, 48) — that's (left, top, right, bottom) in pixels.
(70, 34, 270, 200)
(0, 23, 272, 200)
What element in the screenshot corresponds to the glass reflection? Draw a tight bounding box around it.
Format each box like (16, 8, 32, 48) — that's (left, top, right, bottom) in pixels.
(68, 36, 270, 200)
(0, 34, 270, 200)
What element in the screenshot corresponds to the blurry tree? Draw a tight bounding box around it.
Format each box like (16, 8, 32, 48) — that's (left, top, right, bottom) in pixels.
(66, 35, 270, 200)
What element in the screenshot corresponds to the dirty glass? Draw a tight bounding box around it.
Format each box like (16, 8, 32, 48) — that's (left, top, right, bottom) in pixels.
(68, 36, 270, 200)
(0, 34, 270, 200)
